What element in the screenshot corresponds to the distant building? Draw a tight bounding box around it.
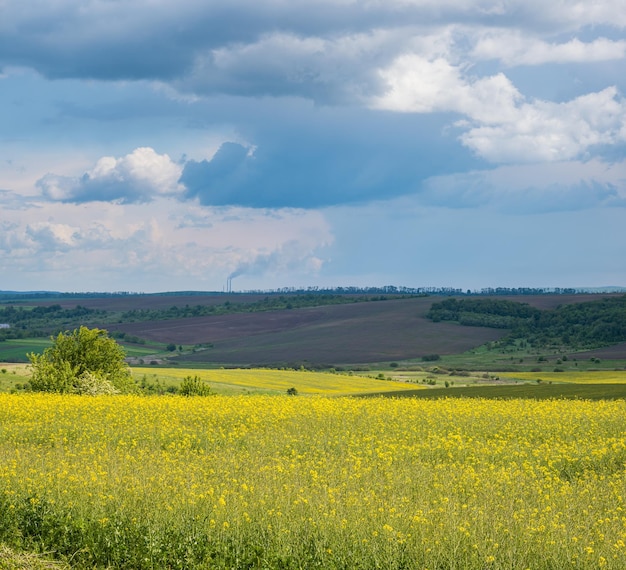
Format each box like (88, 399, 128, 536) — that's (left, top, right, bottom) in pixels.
(0, 324, 10, 329)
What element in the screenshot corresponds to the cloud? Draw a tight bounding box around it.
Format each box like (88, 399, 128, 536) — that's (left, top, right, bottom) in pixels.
(178, 110, 478, 208)
(228, 240, 326, 281)
(3, 1, 626, 176)
(36, 147, 184, 203)
(1, 1, 624, 94)
(460, 87, 626, 162)
(419, 158, 626, 213)
(472, 33, 626, 66)
(372, 47, 626, 163)
(176, 31, 395, 104)
(0, 197, 333, 291)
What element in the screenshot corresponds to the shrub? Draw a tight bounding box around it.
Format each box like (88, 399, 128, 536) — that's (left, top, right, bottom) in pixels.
(179, 375, 211, 397)
(28, 326, 135, 394)
(287, 387, 298, 396)
(421, 354, 440, 362)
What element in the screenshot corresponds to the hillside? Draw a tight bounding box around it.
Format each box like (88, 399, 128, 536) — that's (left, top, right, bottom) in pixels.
(1, 292, 624, 366)
(103, 297, 506, 365)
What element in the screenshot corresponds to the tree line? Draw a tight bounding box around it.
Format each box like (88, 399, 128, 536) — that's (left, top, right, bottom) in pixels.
(427, 295, 626, 349)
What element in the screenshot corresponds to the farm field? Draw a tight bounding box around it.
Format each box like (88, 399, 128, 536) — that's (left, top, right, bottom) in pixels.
(106, 297, 508, 365)
(1, 394, 626, 569)
(374, 383, 626, 400)
(0, 339, 52, 363)
(131, 367, 416, 396)
(499, 370, 626, 384)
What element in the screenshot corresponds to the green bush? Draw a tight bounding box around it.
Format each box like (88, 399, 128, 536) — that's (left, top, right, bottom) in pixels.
(179, 375, 211, 396)
(421, 354, 440, 362)
(28, 326, 135, 394)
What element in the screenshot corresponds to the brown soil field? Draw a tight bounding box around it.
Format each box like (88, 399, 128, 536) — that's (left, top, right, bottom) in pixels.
(569, 342, 626, 360)
(106, 297, 507, 365)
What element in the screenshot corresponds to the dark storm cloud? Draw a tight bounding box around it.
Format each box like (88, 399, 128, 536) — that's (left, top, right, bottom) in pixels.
(2, 1, 620, 94)
(180, 108, 485, 208)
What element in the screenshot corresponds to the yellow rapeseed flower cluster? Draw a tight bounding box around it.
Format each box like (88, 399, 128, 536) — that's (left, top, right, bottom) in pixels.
(0, 393, 625, 569)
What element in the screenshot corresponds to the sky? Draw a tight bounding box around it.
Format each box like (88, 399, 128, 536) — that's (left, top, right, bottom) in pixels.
(1, 0, 625, 293)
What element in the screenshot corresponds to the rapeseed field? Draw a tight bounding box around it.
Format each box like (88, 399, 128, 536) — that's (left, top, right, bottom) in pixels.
(131, 366, 414, 395)
(1, 394, 625, 569)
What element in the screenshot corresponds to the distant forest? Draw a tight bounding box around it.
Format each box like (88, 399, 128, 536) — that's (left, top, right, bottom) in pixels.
(0, 285, 597, 300)
(427, 295, 626, 349)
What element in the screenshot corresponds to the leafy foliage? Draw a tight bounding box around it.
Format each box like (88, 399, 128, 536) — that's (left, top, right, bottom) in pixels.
(427, 298, 540, 328)
(0, 305, 105, 341)
(28, 327, 134, 394)
(427, 295, 626, 349)
(179, 375, 211, 396)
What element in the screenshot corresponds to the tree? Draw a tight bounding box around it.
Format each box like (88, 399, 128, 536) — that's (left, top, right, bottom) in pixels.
(28, 326, 135, 394)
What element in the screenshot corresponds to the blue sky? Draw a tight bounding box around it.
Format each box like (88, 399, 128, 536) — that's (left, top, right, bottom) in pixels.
(1, 0, 625, 293)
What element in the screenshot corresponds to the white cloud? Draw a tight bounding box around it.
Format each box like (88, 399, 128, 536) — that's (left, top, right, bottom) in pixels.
(370, 55, 463, 113)
(0, 198, 333, 291)
(37, 147, 184, 203)
(461, 87, 626, 162)
(372, 46, 626, 163)
(472, 33, 626, 66)
(370, 54, 523, 118)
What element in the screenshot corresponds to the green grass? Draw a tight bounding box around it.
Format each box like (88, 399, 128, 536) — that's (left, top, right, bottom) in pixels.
(0, 337, 179, 363)
(0, 364, 31, 392)
(0, 339, 51, 363)
(402, 343, 626, 373)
